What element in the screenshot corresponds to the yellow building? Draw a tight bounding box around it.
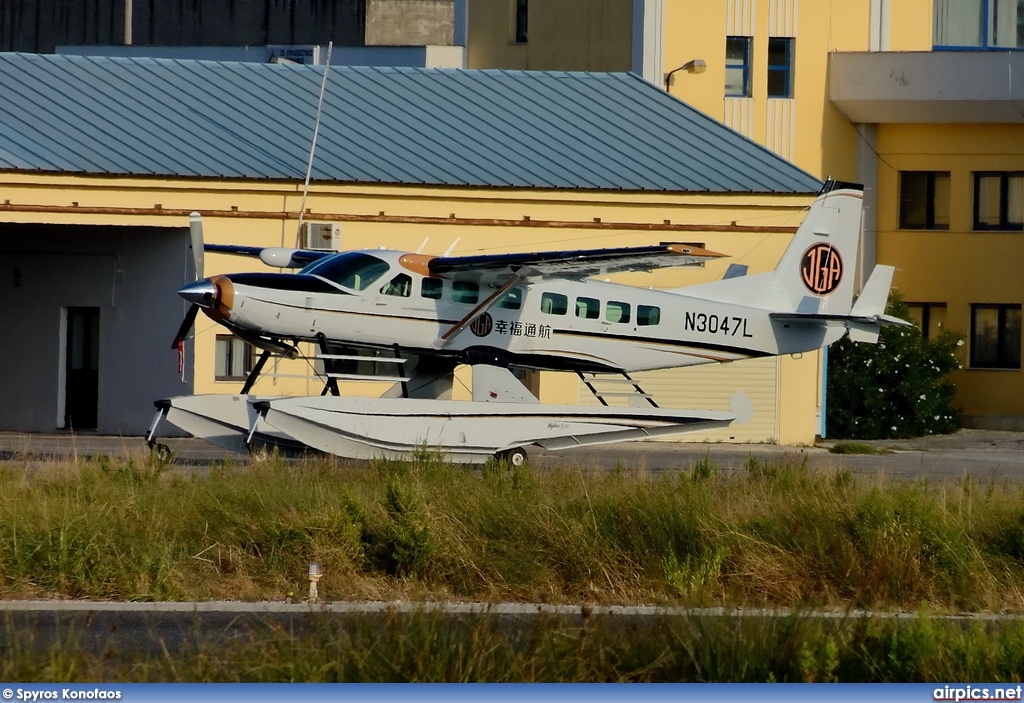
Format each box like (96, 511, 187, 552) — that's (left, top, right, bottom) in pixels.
(469, 0, 1024, 430)
(0, 53, 822, 443)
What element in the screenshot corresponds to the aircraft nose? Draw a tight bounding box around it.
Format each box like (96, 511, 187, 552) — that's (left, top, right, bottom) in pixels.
(178, 279, 218, 308)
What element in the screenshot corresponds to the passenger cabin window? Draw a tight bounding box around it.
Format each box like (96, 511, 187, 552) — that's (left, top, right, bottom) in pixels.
(540, 292, 568, 315)
(638, 305, 660, 326)
(302, 252, 389, 291)
(576, 297, 599, 319)
(381, 273, 411, 297)
(496, 287, 523, 310)
(452, 281, 480, 304)
(421, 277, 443, 299)
(606, 301, 631, 324)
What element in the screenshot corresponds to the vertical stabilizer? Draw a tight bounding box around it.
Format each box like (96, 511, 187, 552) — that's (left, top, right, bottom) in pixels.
(676, 180, 865, 315)
(770, 180, 864, 315)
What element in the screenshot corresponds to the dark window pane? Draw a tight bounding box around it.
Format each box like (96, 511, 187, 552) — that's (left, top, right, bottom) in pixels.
(726, 36, 748, 61)
(452, 281, 479, 304)
(900, 171, 950, 230)
(638, 305, 661, 326)
(971, 304, 1022, 368)
(541, 292, 567, 315)
(421, 278, 443, 299)
(496, 287, 523, 310)
(900, 172, 929, 228)
(575, 296, 599, 319)
(767, 38, 793, 98)
(933, 173, 951, 228)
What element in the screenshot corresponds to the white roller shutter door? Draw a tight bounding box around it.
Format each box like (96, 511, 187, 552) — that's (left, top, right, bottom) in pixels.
(577, 357, 779, 442)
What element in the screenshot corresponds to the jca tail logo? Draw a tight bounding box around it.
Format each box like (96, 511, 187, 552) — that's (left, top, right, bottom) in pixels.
(801, 243, 843, 295)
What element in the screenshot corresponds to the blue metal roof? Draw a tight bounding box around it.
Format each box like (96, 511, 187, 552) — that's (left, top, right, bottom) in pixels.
(0, 53, 821, 193)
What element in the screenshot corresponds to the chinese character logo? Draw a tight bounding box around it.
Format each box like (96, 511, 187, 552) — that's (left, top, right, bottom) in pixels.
(800, 243, 843, 296)
(469, 313, 494, 337)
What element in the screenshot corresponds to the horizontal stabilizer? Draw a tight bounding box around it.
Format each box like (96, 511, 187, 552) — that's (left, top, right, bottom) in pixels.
(769, 312, 911, 326)
(768, 264, 911, 341)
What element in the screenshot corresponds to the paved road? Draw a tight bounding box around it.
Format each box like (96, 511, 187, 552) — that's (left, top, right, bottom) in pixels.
(0, 599, 1016, 657)
(1, 428, 1023, 480)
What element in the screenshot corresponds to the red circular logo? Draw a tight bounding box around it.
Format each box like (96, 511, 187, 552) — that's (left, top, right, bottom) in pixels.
(469, 313, 494, 337)
(800, 244, 843, 295)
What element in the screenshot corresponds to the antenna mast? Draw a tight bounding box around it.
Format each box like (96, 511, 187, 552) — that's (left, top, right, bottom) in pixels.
(296, 41, 334, 246)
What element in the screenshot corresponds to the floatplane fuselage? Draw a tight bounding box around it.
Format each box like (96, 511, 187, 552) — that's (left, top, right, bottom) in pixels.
(153, 181, 907, 464)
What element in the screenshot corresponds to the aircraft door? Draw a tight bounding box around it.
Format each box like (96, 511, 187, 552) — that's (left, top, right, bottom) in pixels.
(64, 307, 99, 430)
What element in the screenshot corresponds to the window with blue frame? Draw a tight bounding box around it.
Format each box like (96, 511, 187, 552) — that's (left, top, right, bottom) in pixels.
(725, 36, 751, 97)
(767, 37, 794, 98)
(934, 0, 1024, 49)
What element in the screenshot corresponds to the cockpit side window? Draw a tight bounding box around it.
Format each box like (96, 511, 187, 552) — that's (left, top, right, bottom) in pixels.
(301, 252, 389, 291)
(381, 273, 412, 297)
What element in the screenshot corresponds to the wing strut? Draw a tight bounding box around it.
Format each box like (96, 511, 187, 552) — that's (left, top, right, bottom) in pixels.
(437, 274, 522, 346)
(240, 349, 273, 395)
(316, 333, 341, 397)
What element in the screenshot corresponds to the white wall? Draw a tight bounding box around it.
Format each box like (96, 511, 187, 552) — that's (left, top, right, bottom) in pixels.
(0, 224, 193, 434)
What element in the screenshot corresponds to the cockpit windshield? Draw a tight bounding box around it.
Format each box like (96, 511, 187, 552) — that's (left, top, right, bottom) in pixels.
(301, 252, 390, 291)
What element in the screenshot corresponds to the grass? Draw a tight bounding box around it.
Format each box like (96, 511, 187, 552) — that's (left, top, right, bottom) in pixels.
(828, 441, 888, 455)
(7, 450, 1024, 682)
(1, 451, 1024, 613)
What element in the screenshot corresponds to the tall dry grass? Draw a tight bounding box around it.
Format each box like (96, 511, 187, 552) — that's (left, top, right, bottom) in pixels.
(0, 451, 1023, 611)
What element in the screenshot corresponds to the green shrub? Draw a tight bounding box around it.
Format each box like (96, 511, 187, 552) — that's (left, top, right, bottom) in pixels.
(827, 293, 962, 439)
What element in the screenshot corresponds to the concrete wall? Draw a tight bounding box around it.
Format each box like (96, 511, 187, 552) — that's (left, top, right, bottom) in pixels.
(467, 0, 632, 71)
(366, 0, 454, 45)
(874, 123, 1024, 427)
(0, 224, 192, 434)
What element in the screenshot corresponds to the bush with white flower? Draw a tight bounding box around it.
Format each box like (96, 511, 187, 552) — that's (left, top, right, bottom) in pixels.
(826, 292, 962, 439)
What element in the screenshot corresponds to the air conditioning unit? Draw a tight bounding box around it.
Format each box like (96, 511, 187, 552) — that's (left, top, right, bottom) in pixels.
(299, 222, 341, 251)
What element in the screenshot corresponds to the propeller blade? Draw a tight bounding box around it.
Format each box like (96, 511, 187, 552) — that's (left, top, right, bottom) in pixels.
(189, 212, 204, 280)
(171, 303, 200, 348)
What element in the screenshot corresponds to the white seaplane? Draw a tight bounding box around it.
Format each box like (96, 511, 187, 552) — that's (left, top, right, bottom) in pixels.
(148, 180, 905, 464)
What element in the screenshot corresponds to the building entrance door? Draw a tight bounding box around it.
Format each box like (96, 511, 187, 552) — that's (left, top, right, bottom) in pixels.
(64, 307, 99, 430)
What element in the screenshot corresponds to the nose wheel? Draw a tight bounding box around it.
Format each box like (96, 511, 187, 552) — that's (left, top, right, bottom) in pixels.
(496, 447, 528, 467)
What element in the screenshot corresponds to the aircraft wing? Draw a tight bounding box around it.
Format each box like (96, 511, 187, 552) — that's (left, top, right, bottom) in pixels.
(426, 244, 726, 282)
(204, 244, 333, 268)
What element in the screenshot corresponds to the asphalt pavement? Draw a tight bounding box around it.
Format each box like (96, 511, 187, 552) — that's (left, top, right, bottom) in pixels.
(1, 428, 1023, 480)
